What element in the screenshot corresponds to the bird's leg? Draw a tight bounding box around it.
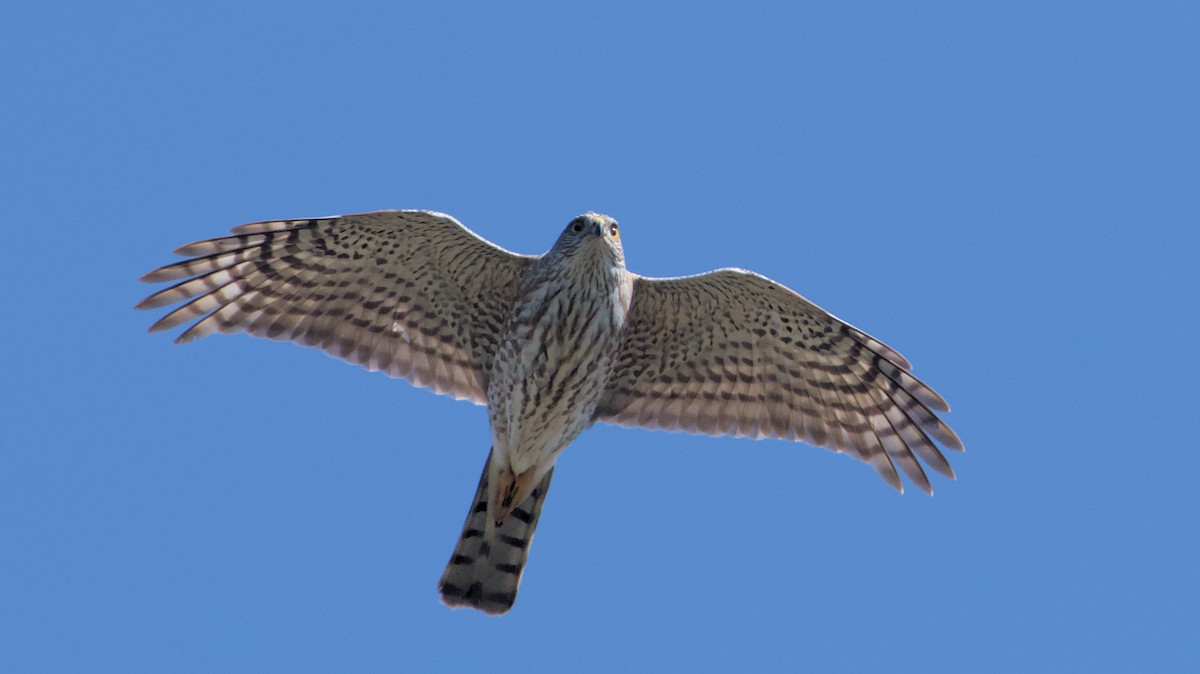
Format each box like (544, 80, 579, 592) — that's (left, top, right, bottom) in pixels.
(494, 466, 536, 526)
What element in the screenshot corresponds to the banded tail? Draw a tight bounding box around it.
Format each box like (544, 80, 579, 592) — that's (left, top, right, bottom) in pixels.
(438, 451, 554, 614)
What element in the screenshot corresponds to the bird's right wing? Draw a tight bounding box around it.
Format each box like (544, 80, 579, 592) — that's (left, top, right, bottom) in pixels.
(137, 210, 535, 404)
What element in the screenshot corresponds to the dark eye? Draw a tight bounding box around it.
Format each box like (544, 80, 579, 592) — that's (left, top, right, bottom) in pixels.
(608, 223, 619, 238)
(571, 220, 584, 233)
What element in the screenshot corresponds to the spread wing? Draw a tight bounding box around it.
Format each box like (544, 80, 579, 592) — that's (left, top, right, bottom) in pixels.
(594, 269, 963, 493)
(137, 210, 534, 404)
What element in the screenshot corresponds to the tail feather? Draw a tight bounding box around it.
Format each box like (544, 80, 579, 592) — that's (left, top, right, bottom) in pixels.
(438, 451, 554, 615)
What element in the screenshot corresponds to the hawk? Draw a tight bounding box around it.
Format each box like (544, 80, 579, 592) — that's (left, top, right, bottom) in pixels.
(137, 210, 962, 614)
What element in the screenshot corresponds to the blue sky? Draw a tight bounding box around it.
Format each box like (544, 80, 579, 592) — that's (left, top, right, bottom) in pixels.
(2, 1, 1197, 671)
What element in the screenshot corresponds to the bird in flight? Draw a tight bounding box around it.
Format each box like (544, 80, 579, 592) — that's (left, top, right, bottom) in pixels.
(138, 209, 962, 615)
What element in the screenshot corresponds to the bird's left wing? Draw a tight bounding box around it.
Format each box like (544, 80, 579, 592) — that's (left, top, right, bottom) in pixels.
(593, 269, 962, 493)
(137, 210, 534, 404)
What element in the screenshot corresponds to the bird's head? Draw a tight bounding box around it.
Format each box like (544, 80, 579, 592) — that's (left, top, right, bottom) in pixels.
(549, 212, 625, 267)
